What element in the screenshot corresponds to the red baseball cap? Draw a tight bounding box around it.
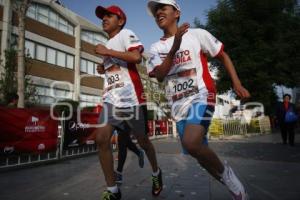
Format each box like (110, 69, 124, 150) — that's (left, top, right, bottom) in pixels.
(95, 5, 127, 23)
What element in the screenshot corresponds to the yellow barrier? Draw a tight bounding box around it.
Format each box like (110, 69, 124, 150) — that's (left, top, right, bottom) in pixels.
(208, 116, 271, 137)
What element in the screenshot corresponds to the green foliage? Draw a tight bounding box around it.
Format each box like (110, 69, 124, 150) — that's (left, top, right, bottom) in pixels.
(0, 48, 38, 106)
(0, 49, 17, 105)
(199, 0, 300, 114)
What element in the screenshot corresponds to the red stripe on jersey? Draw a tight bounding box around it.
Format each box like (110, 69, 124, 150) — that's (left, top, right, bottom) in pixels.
(200, 51, 216, 104)
(215, 44, 224, 58)
(128, 45, 144, 53)
(128, 63, 146, 104)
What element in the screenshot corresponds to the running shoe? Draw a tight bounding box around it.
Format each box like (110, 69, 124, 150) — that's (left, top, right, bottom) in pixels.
(101, 189, 121, 200)
(115, 171, 123, 184)
(152, 168, 163, 196)
(222, 162, 248, 200)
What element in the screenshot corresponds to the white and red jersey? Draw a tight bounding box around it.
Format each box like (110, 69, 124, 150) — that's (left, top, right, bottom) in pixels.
(147, 28, 224, 121)
(102, 29, 145, 107)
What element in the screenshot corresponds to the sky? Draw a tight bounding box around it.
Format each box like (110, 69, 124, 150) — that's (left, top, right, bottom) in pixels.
(62, 0, 218, 50)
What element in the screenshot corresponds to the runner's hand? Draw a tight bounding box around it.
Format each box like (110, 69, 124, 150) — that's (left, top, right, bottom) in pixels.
(233, 84, 251, 99)
(172, 23, 190, 52)
(96, 64, 104, 74)
(95, 44, 109, 56)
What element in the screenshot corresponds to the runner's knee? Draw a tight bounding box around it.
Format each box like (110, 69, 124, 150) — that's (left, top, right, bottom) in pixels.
(95, 128, 111, 146)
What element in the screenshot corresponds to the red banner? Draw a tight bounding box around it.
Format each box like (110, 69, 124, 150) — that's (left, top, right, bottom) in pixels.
(147, 120, 154, 136)
(0, 107, 58, 154)
(154, 120, 168, 135)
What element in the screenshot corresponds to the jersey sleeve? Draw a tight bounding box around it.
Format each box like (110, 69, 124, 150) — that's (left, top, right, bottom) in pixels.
(196, 29, 224, 57)
(121, 29, 144, 53)
(146, 44, 162, 77)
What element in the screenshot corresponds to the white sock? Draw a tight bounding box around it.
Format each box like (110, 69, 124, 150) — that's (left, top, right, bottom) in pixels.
(107, 185, 118, 193)
(152, 168, 160, 176)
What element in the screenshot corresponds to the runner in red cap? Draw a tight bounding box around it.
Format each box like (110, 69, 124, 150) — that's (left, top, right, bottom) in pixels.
(94, 4, 163, 200)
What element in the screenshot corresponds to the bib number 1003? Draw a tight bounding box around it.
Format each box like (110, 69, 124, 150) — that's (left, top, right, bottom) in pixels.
(107, 74, 120, 85)
(173, 79, 194, 93)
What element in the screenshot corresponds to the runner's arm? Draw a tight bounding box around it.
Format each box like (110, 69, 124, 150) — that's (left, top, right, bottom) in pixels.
(217, 51, 250, 99)
(96, 44, 141, 64)
(153, 23, 190, 82)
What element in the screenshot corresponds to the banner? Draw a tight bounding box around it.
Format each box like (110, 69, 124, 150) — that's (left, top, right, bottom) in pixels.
(147, 120, 154, 136)
(155, 120, 168, 135)
(168, 120, 173, 135)
(63, 112, 99, 149)
(0, 107, 58, 154)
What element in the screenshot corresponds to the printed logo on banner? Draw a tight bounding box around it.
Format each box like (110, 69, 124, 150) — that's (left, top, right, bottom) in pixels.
(68, 121, 90, 132)
(4, 146, 14, 154)
(25, 115, 46, 133)
(38, 143, 45, 150)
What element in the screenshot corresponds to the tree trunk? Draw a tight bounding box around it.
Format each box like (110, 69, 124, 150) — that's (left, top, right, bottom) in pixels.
(15, 0, 30, 108)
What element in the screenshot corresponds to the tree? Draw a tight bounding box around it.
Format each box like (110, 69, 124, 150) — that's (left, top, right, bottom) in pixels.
(12, 0, 31, 108)
(0, 48, 37, 106)
(0, 49, 17, 105)
(201, 0, 300, 114)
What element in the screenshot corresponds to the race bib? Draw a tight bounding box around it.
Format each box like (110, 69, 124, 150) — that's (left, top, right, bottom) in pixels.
(166, 68, 198, 102)
(105, 65, 124, 91)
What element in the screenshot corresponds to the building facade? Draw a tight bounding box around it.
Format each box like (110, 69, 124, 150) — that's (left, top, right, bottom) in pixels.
(0, 0, 167, 120)
(0, 0, 107, 107)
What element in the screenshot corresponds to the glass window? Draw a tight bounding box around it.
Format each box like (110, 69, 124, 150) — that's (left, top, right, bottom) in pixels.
(80, 59, 87, 73)
(58, 17, 68, 33)
(87, 61, 94, 75)
(45, 88, 51, 96)
(27, 4, 36, 19)
(46, 48, 56, 65)
(67, 25, 74, 35)
(36, 86, 46, 96)
(81, 33, 88, 42)
(57, 51, 66, 67)
(49, 11, 57, 28)
(36, 45, 46, 61)
(25, 40, 35, 58)
(94, 63, 99, 76)
(37, 6, 48, 24)
(59, 23, 68, 33)
(66, 55, 74, 69)
(54, 89, 65, 97)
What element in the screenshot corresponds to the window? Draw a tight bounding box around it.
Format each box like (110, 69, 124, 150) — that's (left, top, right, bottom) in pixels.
(67, 24, 74, 35)
(27, 4, 36, 19)
(87, 61, 94, 75)
(36, 45, 46, 61)
(49, 11, 57, 28)
(37, 6, 48, 24)
(47, 48, 56, 65)
(66, 55, 74, 69)
(26, 3, 74, 36)
(80, 59, 87, 73)
(58, 17, 68, 33)
(94, 64, 99, 76)
(57, 51, 66, 67)
(81, 30, 107, 45)
(25, 40, 35, 58)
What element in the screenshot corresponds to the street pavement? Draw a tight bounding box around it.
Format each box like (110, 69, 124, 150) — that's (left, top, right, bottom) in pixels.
(0, 131, 300, 200)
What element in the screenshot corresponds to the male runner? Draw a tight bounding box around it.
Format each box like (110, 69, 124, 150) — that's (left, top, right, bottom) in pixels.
(146, 0, 250, 199)
(94, 4, 163, 200)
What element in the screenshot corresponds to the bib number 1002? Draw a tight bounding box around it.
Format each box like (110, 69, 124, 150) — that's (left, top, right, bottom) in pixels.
(173, 79, 194, 93)
(107, 74, 120, 85)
